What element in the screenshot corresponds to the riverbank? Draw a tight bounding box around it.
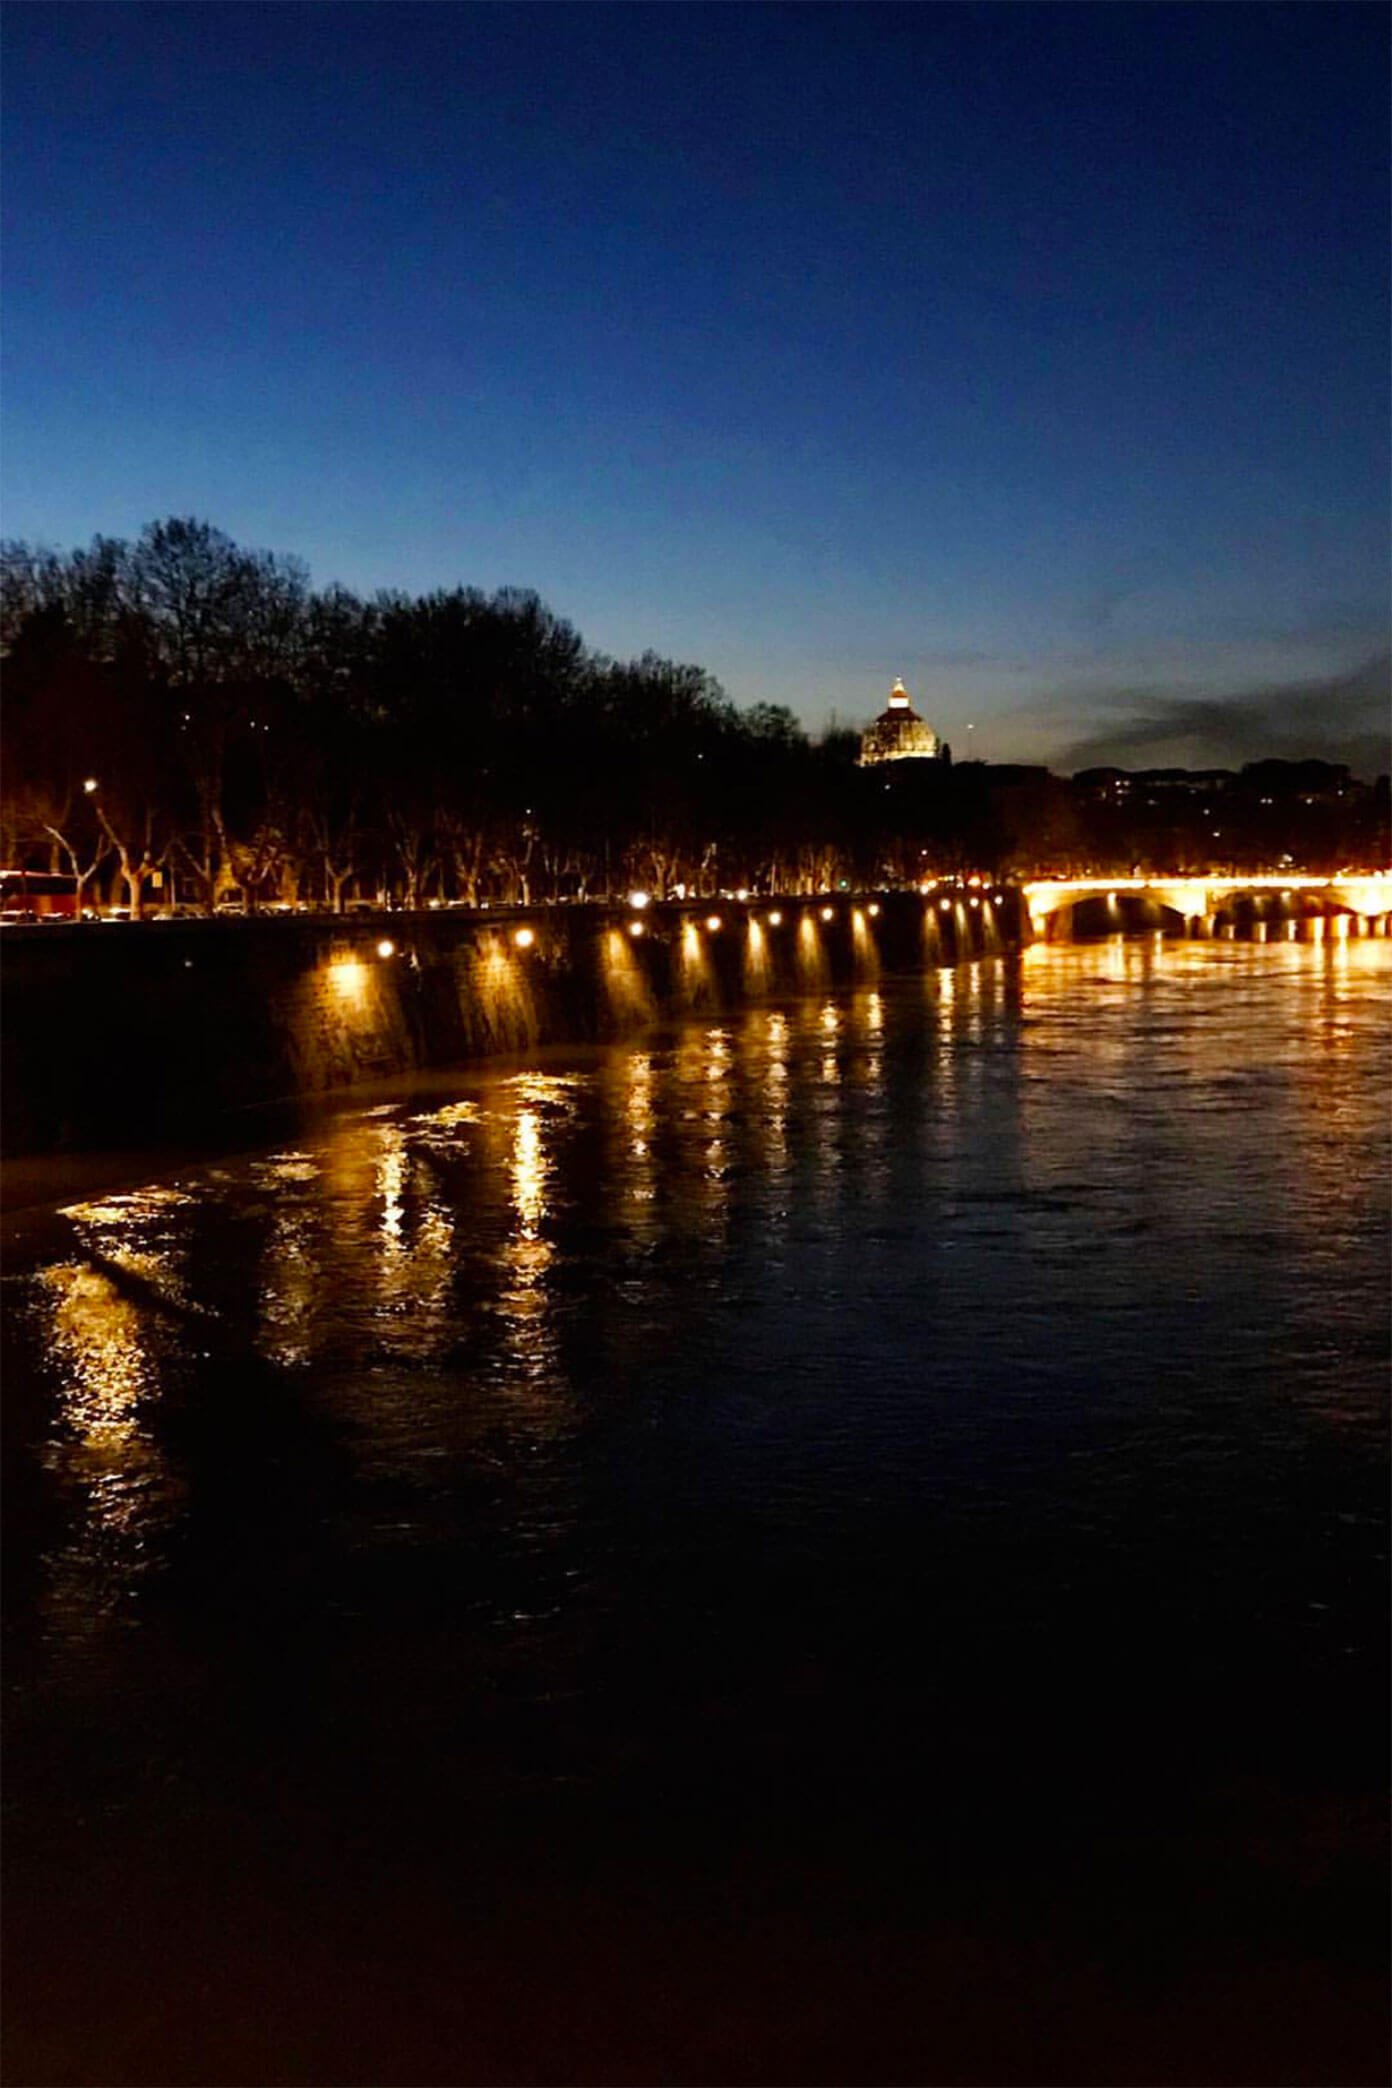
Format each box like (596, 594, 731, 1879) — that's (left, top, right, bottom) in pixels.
(0, 890, 1024, 1158)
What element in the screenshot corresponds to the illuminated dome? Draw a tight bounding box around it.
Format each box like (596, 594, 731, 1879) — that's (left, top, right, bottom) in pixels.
(858, 677, 941, 765)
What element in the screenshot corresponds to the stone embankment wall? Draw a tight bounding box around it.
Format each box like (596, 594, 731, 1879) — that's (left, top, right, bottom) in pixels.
(1, 891, 1024, 1157)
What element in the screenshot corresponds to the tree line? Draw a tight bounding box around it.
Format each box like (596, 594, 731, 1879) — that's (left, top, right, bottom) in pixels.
(1, 517, 863, 915)
(2, 518, 1384, 915)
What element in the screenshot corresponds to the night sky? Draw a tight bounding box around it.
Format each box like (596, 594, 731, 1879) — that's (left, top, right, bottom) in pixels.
(4, 2, 1388, 768)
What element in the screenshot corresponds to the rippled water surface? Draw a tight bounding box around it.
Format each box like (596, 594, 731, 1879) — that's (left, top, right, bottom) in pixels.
(4, 940, 1389, 2085)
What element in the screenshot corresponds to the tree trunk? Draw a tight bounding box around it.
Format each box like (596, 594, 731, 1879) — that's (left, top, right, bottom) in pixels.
(122, 854, 144, 919)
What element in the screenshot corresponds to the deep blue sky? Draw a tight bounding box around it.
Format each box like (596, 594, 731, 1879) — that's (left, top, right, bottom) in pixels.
(4, 3, 1388, 766)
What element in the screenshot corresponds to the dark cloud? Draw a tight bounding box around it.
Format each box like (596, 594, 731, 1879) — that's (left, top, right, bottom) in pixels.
(1056, 652, 1391, 776)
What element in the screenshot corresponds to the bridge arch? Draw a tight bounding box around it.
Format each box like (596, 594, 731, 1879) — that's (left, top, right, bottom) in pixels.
(1022, 874, 1392, 941)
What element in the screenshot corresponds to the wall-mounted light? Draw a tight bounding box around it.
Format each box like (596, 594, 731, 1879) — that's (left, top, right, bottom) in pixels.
(628, 920, 644, 937)
(820, 906, 834, 921)
(767, 910, 783, 927)
(376, 939, 396, 959)
(514, 927, 535, 949)
(628, 891, 650, 910)
(867, 903, 880, 917)
(705, 914, 723, 932)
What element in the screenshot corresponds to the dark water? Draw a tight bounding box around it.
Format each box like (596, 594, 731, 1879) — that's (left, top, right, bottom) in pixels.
(4, 940, 1388, 2086)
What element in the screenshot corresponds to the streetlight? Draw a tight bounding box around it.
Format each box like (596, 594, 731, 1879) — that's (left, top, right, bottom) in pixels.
(83, 777, 99, 794)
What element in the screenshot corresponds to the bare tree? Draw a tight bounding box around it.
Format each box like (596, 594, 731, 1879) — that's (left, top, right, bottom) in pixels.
(40, 791, 110, 918)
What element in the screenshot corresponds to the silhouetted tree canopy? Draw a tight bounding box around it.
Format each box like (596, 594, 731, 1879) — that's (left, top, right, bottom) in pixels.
(2, 520, 1385, 911)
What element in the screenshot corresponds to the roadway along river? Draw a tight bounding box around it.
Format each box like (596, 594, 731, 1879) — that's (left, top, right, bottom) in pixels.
(3, 939, 1388, 2086)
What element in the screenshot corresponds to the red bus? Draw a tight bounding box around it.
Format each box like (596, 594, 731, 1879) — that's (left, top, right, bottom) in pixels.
(0, 870, 81, 921)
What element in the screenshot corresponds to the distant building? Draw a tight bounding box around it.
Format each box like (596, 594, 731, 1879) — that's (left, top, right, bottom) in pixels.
(857, 678, 943, 766)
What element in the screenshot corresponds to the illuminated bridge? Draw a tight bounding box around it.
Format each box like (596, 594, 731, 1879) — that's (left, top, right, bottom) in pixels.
(1021, 874, 1392, 939)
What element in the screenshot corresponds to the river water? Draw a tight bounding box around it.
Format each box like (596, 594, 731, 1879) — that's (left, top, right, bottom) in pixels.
(3, 939, 1388, 2085)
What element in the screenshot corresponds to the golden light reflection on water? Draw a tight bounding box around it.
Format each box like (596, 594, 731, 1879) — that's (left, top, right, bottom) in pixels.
(364, 1125, 457, 1355)
(621, 1051, 659, 1241)
(259, 1204, 318, 1367)
(819, 999, 841, 1086)
(377, 1129, 408, 1248)
(57, 1189, 198, 1318)
(702, 1027, 732, 1190)
(626, 1051, 654, 1158)
(254, 1156, 323, 1367)
(762, 1010, 791, 1196)
(962, 960, 990, 1044)
(927, 960, 998, 1123)
(1009, 941, 1391, 1419)
(491, 1074, 581, 1402)
(33, 1200, 191, 1643)
(932, 961, 961, 1098)
(796, 1000, 842, 1214)
(405, 1098, 483, 1162)
(851, 990, 887, 1153)
(38, 1260, 153, 1451)
(512, 1110, 548, 1239)
(670, 1025, 734, 1236)
(16, 936, 1388, 1651)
